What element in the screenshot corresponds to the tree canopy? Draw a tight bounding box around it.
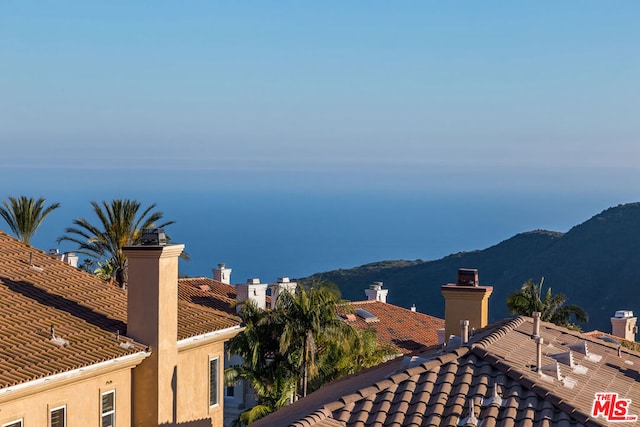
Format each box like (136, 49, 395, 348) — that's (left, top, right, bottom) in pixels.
(0, 196, 60, 245)
(226, 283, 395, 425)
(506, 277, 588, 329)
(57, 199, 174, 288)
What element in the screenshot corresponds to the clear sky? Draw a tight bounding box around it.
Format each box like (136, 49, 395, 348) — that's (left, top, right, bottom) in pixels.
(1, 2, 639, 196)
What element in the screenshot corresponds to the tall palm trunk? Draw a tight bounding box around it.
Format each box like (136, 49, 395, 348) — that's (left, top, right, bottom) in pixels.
(302, 338, 309, 397)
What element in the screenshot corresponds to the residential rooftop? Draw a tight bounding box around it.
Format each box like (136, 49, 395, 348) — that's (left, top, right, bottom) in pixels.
(254, 315, 640, 427)
(340, 300, 444, 354)
(0, 230, 241, 389)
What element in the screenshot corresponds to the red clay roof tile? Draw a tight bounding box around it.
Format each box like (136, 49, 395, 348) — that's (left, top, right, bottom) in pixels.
(341, 301, 444, 354)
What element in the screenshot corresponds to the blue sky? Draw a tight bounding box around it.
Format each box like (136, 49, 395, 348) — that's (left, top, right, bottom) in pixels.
(1, 2, 639, 196)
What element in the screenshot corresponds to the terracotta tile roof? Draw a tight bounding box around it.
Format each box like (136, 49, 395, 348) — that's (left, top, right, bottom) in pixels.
(0, 231, 241, 389)
(342, 301, 444, 354)
(177, 277, 242, 339)
(0, 231, 147, 389)
(255, 316, 640, 427)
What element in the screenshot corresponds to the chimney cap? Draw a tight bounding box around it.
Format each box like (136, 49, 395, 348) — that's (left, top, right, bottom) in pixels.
(370, 281, 383, 290)
(140, 228, 167, 246)
(278, 277, 290, 283)
(247, 278, 261, 284)
(218, 263, 226, 268)
(456, 268, 479, 286)
(614, 310, 634, 318)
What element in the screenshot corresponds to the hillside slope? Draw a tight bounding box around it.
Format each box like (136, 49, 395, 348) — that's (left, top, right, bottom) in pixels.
(305, 203, 640, 332)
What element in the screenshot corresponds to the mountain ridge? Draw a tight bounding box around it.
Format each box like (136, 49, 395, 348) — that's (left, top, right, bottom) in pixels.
(304, 202, 640, 332)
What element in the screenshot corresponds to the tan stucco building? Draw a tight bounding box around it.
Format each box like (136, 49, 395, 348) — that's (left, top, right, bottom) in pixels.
(0, 230, 242, 427)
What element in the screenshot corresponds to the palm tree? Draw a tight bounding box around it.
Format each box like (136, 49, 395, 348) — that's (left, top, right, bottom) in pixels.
(57, 199, 174, 288)
(94, 260, 116, 281)
(506, 277, 588, 329)
(226, 286, 395, 424)
(274, 285, 353, 397)
(0, 196, 60, 245)
(313, 326, 395, 391)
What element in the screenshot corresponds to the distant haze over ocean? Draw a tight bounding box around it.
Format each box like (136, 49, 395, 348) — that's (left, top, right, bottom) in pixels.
(15, 186, 634, 288)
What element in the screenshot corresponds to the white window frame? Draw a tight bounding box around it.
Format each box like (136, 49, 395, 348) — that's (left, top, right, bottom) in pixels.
(49, 405, 66, 427)
(101, 390, 116, 427)
(209, 357, 219, 407)
(2, 419, 23, 427)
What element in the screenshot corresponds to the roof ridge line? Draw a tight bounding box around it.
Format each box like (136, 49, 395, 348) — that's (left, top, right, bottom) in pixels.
(472, 316, 527, 349)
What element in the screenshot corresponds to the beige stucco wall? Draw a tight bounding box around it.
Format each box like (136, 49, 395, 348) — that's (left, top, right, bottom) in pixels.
(0, 365, 135, 427)
(177, 339, 226, 427)
(441, 285, 493, 340)
(0, 336, 236, 427)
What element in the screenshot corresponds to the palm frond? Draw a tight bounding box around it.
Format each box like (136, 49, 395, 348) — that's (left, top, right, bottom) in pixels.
(58, 198, 175, 287)
(0, 196, 60, 244)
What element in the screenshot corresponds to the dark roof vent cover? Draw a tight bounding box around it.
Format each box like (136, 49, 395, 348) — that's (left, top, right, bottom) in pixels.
(141, 228, 167, 246)
(457, 268, 479, 286)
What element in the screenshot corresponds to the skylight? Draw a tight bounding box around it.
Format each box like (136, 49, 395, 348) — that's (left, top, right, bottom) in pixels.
(355, 308, 379, 323)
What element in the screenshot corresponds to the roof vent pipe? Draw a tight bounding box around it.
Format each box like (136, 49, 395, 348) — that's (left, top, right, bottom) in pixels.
(532, 311, 541, 338)
(461, 320, 470, 345)
(460, 398, 478, 426)
(535, 336, 544, 372)
(484, 383, 503, 407)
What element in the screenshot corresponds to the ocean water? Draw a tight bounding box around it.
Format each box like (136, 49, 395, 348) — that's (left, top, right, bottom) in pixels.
(19, 187, 628, 285)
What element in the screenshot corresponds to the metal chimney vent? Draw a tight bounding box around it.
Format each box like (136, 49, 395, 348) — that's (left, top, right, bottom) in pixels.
(140, 228, 167, 246)
(456, 268, 479, 286)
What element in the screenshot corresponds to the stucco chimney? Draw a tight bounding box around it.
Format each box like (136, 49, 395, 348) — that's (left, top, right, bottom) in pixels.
(611, 310, 637, 342)
(236, 278, 268, 311)
(441, 268, 493, 341)
(213, 263, 232, 284)
(269, 277, 297, 309)
(49, 249, 79, 268)
(365, 281, 389, 303)
(124, 229, 184, 427)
